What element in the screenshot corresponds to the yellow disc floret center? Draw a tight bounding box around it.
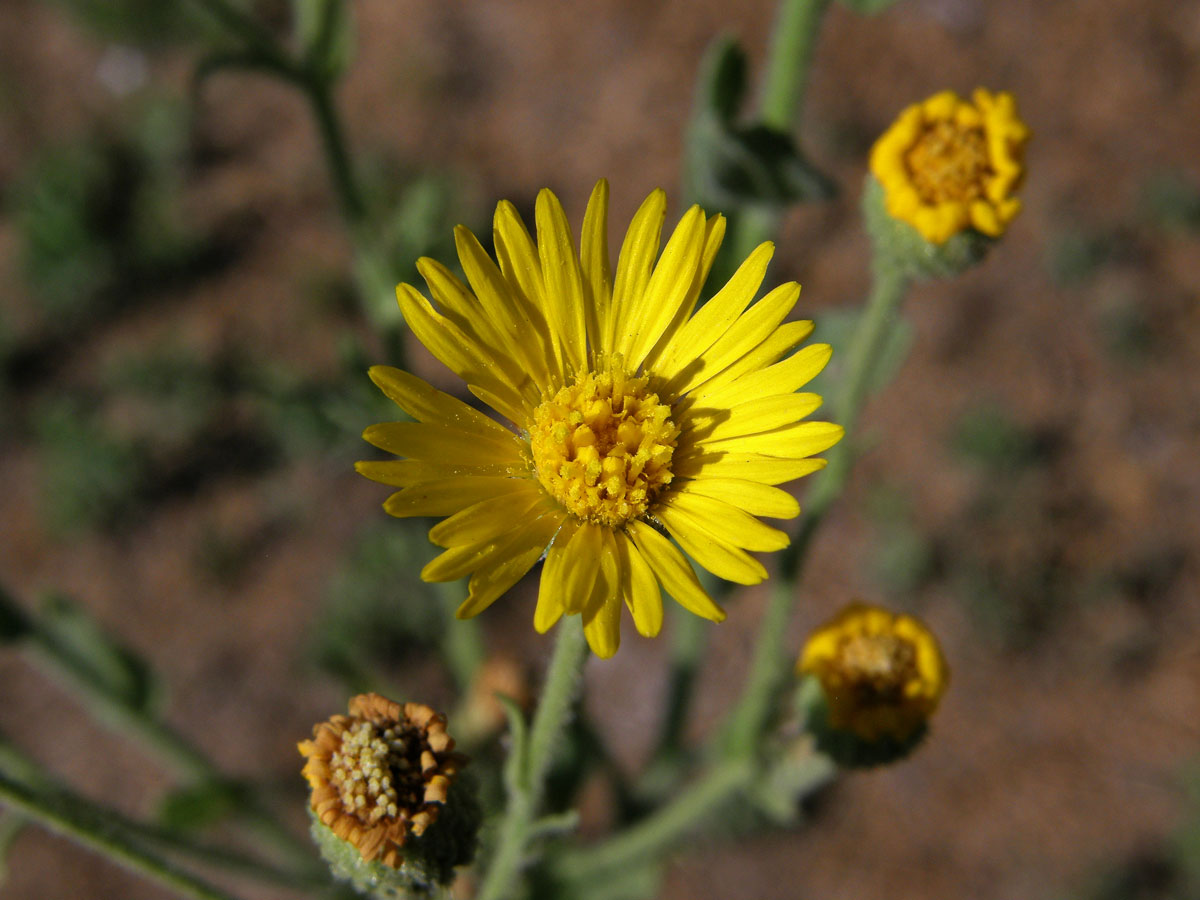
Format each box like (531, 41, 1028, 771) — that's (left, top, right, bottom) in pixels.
(530, 358, 678, 527)
(904, 119, 990, 205)
(328, 720, 426, 826)
(837, 631, 918, 704)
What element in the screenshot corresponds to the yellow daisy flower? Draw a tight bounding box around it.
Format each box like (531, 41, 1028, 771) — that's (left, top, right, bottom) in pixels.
(798, 602, 948, 743)
(358, 181, 842, 658)
(870, 88, 1030, 245)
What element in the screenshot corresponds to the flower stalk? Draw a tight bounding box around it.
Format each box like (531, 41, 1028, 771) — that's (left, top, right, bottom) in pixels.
(476, 616, 589, 900)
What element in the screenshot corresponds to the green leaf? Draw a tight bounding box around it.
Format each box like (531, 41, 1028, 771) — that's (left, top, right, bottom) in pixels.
(685, 37, 835, 210)
(497, 695, 529, 796)
(0, 809, 29, 885)
(294, 0, 356, 82)
(837, 0, 904, 14)
(36, 593, 158, 715)
(157, 780, 244, 831)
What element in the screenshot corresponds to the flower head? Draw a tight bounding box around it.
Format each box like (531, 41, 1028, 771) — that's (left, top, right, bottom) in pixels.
(358, 181, 841, 657)
(870, 89, 1029, 245)
(798, 603, 948, 744)
(299, 693, 468, 870)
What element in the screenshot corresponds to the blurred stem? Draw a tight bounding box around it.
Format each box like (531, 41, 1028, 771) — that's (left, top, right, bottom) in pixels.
(306, 76, 368, 228)
(759, 0, 831, 131)
(17, 604, 314, 870)
(724, 0, 831, 268)
(721, 255, 911, 757)
(437, 581, 485, 692)
(0, 771, 247, 900)
(477, 617, 588, 900)
(554, 760, 752, 881)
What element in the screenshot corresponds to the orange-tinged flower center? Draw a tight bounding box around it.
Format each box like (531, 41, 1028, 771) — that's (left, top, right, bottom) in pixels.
(836, 631, 918, 704)
(530, 358, 677, 528)
(904, 120, 991, 205)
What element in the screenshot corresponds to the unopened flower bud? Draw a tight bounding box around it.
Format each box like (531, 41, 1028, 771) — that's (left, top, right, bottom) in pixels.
(797, 603, 949, 767)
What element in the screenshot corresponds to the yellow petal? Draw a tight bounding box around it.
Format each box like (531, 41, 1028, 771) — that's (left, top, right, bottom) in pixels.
(427, 486, 545, 547)
(624, 205, 707, 370)
(673, 451, 827, 485)
(561, 521, 604, 615)
(453, 227, 552, 392)
(362, 421, 523, 467)
(383, 475, 531, 518)
(536, 189, 587, 376)
(682, 320, 816, 406)
(701, 420, 844, 458)
(356, 459, 514, 487)
(580, 179, 612, 353)
(396, 284, 530, 422)
(583, 593, 621, 659)
(534, 518, 581, 632)
(696, 343, 832, 411)
(677, 478, 800, 519)
(667, 283, 801, 397)
(655, 504, 769, 585)
(615, 531, 662, 638)
(456, 510, 563, 618)
(652, 240, 773, 381)
(607, 189, 666, 353)
(659, 491, 789, 552)
(367, 366, 511, 437)
(626, 520, 725, 622)
(684, 393, 823, 443)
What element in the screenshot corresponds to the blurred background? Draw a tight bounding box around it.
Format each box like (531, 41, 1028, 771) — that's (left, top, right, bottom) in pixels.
(1, 0, 1199, 898)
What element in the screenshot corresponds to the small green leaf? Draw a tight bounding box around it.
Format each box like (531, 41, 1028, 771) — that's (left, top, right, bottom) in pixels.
(157, 780, 244, 831)
(685, 37, 835, 211)
(36, 593, 158, 714)
(497, 695, 530, 796)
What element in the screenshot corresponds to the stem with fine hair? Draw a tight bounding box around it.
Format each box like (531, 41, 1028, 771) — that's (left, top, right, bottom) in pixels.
(722, 256, 911, 757)
(477, 616, 589, 900)
(724, 0, 832, 267)
(0, 771, 248, 900)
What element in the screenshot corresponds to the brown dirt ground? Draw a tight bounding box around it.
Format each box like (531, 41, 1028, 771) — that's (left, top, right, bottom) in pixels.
(1, 1, 1199, 899)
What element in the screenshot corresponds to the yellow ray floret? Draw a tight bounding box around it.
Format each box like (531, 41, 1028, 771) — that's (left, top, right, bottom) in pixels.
(358, 180, 843, 658)
(870, 88, 1030, 244)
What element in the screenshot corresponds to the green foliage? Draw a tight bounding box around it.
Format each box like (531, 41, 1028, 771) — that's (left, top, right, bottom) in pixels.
(36, 593, 158, 715)
(33, 395, 146, 535)
(949, 402, 1044, 472)
(294, 0, 356, 82)
(1139, 170, 1200, 233)
(9, 101, 204, 331)
(313, 525, 446, 686)
(157, 780, 246, 833)
(355, 171, 474, 332)
(865, 484, 936, 596)
(685, 37, 834, 211)
(47, 0, 216, 46)
(1045, 228, 1114, 287)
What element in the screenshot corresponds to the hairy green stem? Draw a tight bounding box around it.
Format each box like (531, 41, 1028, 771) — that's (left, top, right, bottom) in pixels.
(724, 0, 832, 268)
(476, 616, 588, 900)
(20, 621, 314, 870)
(307, 77, 368, 227)
(0, 771, 246, 900)
(555, 760, 751, 881)
(722, 256, 911, 756)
